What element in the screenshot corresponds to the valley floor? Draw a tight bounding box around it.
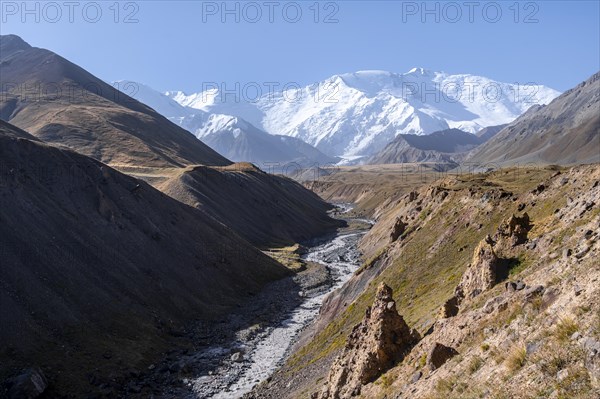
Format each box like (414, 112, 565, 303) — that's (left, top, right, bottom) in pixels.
(121, 212, 372, 398)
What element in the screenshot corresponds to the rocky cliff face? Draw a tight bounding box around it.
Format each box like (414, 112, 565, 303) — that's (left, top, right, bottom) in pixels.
(316, 283, 420, 398)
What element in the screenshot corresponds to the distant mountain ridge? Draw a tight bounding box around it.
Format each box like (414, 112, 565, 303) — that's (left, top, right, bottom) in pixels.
(367, 126, 505, 166)
(468, 71, 600, 166)
(166, 69, 560, 159)
(118, 80, 338, 170)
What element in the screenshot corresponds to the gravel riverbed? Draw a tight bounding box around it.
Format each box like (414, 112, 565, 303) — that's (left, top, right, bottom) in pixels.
(132, 211, 369, 398)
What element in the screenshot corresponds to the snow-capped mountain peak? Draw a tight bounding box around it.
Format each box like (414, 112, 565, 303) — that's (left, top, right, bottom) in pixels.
(161, 69, 561, 160)
(407, 67, 434, 76)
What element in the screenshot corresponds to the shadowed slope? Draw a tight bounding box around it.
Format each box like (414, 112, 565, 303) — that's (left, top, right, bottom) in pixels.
(157, 163, 343, 247)
(0, 121, 288, 396)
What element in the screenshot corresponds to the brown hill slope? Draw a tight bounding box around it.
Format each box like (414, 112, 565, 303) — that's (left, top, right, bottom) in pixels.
(0, 121, 289, 396)
(0, 35, 340, 249)
(468, 71, 600, 166)
(251, 164, 600, 399)
(157, 163, 343, 247)
(0, 119, 39, 140)
(0, 34, 229, 167)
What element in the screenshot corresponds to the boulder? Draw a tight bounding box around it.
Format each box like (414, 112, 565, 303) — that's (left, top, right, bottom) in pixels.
(6, 367, 47, 399)
(523, 285, 545, 301)
(539, 287, 559, 312)
(317, 283, 420, 398)
(390, 217, 407, 242)
(426, 343, 458, 371)
(411, 370, 422, 383)
(230, 352, 244, 363)
(505, 280, 526, 292)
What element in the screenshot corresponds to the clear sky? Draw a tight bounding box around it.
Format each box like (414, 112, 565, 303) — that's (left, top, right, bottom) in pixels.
(2, 1, 599, 92)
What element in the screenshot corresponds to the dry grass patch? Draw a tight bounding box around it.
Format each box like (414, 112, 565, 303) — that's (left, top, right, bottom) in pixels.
(505, 344, 527, 372)
(554, 317, 579, 342)
(468, 356, 484, 374)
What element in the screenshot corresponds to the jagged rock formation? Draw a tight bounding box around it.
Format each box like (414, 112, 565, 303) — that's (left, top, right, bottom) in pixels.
(455, 240, 504, 301)
(317, 283, 420, 398)
(495, 213, 532, 248)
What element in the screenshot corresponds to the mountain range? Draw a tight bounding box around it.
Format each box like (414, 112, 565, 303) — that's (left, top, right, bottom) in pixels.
(116, 81, 338, 171)
(353, 71, 599, 169)
(163, 69, 560, 160)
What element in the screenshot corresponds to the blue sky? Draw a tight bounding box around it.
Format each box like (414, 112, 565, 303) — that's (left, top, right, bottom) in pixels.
(2, 1, 599, 92)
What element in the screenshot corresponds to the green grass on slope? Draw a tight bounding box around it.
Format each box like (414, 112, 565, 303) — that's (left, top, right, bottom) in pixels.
(288, 167, 561, 372)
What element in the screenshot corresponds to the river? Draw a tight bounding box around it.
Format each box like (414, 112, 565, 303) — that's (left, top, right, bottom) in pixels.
(207, 231, 366, 398)
(144, 204, 372, 399)
(148, 206, 370, 398)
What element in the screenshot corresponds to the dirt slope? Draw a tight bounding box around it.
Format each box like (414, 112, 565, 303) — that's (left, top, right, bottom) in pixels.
(157, 163, 343, 247)
(0, 122, 289, 397)
(303, 164, 445, 218)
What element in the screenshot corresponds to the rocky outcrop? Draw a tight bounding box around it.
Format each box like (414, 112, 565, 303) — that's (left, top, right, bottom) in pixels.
(442, 214, 533, 318)
(495, 213, 532, 248)
(426, 343, 459, 371)
(317, 283, 420, 398)
(390, 218, 407, 242)
(455, 240, 505, 302)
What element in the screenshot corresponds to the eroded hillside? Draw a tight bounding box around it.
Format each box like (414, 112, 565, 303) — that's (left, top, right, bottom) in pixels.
(250, 164, 600, 399)
(156, 163, 343, 248)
